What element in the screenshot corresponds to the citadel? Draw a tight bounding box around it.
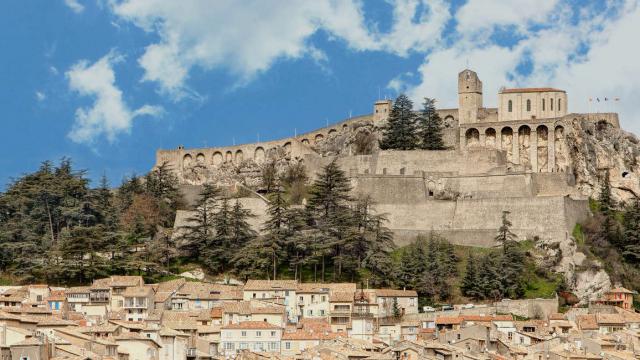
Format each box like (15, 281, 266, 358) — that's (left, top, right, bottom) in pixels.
(156, 69, 624, 248)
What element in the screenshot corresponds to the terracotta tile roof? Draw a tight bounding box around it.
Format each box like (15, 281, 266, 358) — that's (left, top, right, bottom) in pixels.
(296, 283, 357, 293)
(211, 307, 223, 318)
(500, 87, 565, 94)
(329, 291, 354, 302)
(608, 287, 634, 294)
(65, 286, 90, 294)
(548, 313, 566, 320)
(122, 286, 152, 297)
(196, 325, 220, 334)
(463, 315, 513, 322)
(597, 313, 625, 325)
(222, 321, 282, 330)
(244, 280, 297, 291)
(436, 316, 463, 325)
(577, 315, 598, 330)
(282, 329, 339, 340)
(374, 289, 418, 297)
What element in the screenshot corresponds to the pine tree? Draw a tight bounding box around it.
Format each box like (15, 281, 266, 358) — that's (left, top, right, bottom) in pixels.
(500, 242, 526, 298)
(180, 184, 221, 269)
(262, 189, 289, 279)
(307, 159, 353, 279)
(495, 211, 516, 253)
(461, 252, 481, 299)
(622, 198, 640, 264)
(379, 94, 419, 150)
(392, 297, 402, 319)
(477, 254, 503, 300)
(145, 162, 183, 227)
(418, 97, 445, 150)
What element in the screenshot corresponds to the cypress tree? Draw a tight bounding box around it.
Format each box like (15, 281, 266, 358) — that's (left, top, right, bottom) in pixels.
(418, 97, 445, 150)
(379, 94, 419, 150)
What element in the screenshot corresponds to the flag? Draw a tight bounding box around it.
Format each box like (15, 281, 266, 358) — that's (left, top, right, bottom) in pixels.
(605, 97, 608, 101)
(615, 97, 620, 101)
(596, 98, 600, 102)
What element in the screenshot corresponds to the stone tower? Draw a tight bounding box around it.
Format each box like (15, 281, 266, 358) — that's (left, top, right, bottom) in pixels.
(458, 69, 483, 124)
(373, 99, 392, 127)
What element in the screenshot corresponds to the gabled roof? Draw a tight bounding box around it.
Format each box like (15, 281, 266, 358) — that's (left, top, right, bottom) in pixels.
(222, 321, 282, 330)
(373, 289, 418, 297)
(500, 87, 565, 94)
(244, 280, 297, 291)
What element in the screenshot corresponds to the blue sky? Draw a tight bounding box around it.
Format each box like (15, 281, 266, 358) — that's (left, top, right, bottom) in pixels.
(1, 0, 638, 188)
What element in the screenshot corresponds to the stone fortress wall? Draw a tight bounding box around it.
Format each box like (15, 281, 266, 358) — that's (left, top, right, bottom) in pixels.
(159, 69, 620, 247)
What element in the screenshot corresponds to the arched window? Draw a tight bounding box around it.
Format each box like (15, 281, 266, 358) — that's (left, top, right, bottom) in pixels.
(542, 99, 545, 111)
(508, 100, 513, 112)
(550, 98, 554, 111)
(526, 99, 531, 112)
(558, 99, 562, 111)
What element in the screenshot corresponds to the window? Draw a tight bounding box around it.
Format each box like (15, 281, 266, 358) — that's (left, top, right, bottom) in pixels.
(269, 342, 278, 350)
(285, 342, 291, 350)
(36, 295, 42, 302)
(270, 331, 276, 337)
(311, 295, 315, 302)
(558, 99, 562, 111)
(256, 331, 262, 337)
(526, 99, 531, 112)
(550, 98, 554, 110)
(252, 293, 256, 298)
(457, 334, 461, 340)
(320, 310, 325, 316)
(508, 100, 513, 112)
(307, 310, 313, 316)
(299, 296, 303, 302)
(542, 98, 546, 111)
(285, 290, 289, 296)
(239, 342, 248, 350)
(241, 331, 246, 337)
(321, 296, 326, 302)
(508, 332, 513, 340)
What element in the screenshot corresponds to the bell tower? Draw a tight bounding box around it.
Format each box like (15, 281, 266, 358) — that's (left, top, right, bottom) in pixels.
(458, 69, 483, 124)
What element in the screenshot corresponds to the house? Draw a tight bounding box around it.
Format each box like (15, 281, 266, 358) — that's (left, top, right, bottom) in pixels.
(45, 290, 66, 315)
(596, 313, 625, 334)
(436, 316, 463, 331)
(123, 286, 154, 322)
(243, 280, 297, 322)
(329, 292, 354, 333)
(281, 319, 338, 356)
(65, 286, 90, 312)
(220, 321, 282, 355)
(115, 332, 163, 360)
(368, 289, 418, 318)
(0, 288, 26, 308)
(596, 287, 635, 310)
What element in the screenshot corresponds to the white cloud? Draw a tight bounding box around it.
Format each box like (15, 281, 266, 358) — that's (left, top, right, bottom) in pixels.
(110, 0, 449, 98)
(456, 0, 560, 36)
(66, 51, 163, 144)
(64, 0, 85, 14)
(400, 0, 640, 133)
(35, 91, 46, 102)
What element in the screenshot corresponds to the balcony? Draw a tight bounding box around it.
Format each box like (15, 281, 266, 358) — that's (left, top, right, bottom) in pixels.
(124, 298, 147, 308)
(89, 295, 109, 303)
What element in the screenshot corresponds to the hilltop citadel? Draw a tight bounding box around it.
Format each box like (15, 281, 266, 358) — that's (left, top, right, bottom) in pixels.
(157, 69, 623, 247)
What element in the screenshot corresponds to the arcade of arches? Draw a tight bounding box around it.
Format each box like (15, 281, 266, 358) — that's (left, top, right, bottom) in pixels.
(464, 123, 568, 173)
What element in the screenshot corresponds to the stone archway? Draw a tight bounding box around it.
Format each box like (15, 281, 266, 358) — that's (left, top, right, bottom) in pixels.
(485, 128, 496, 148)
(196, 153, 205, 165)
(501, 127, 514, 162)
(536, 125, 549, 172)
(225, 151, 233, 163)
(254, 147, 265, 164)
(555, 125, 567, 172)
(183, 154, 193, 168)
(212, 152, 223, 166)
(235, 149, 244, 163)
(465, 128, 480, 147)
(518, 125, 531, 168)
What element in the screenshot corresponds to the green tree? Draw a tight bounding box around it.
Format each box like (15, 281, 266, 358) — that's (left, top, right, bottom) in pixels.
(392, 297, 401, 319)
(307, 159, 353, 280)
(379, 94, 419, 150)
(495, 211, 516, 253)
(418, 97, 445, 150)
(262, 189, 289, 279)
(179, 184, 221, 270)
(145, 162, 184, 227)
(622, 198, 640, 263)
(461, 252, 481, 299)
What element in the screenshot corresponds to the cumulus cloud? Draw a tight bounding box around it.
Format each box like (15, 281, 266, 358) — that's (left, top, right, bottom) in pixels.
(66, 51, 163, 144)
(110, 0, 449, 98)
(64, 0, 85, 14)
(400, 0, 640, 132)
(35, 91, 46, 102)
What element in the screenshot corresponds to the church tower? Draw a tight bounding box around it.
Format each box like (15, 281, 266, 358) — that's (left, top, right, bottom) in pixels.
(458, 69, 483, 124)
